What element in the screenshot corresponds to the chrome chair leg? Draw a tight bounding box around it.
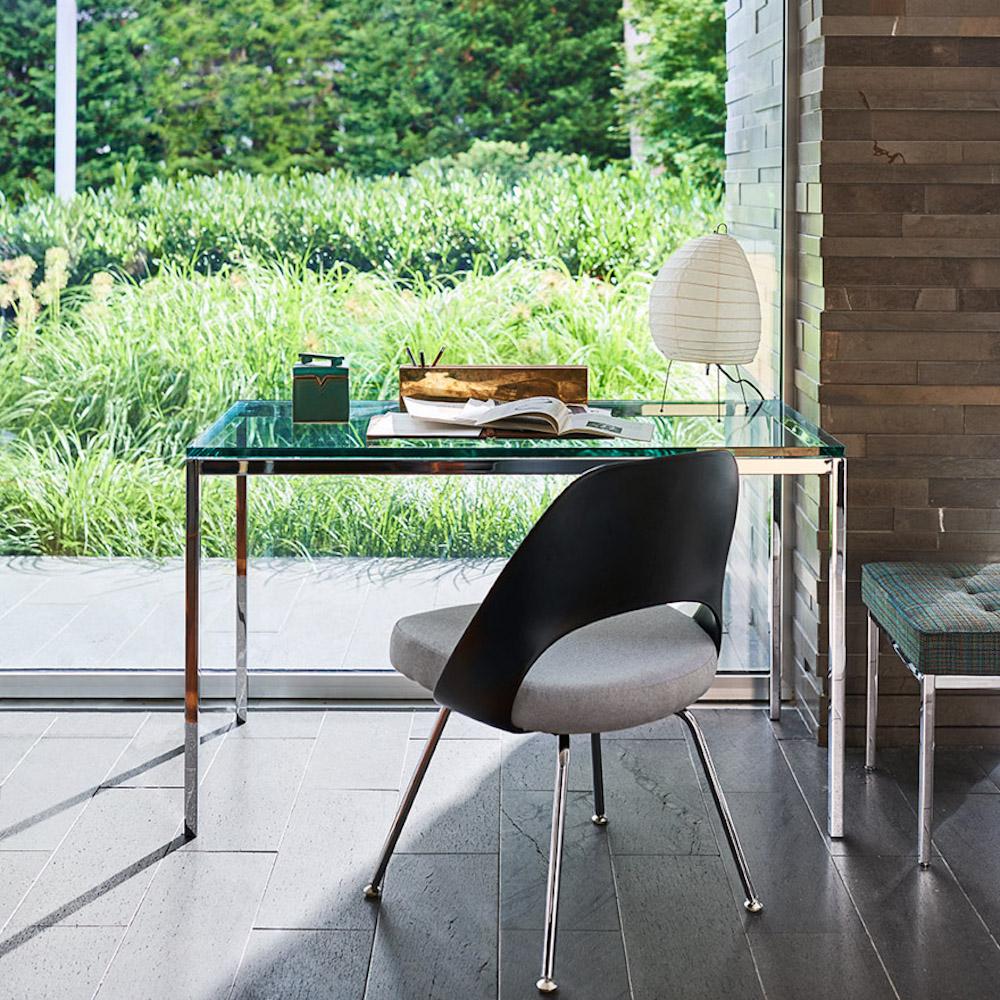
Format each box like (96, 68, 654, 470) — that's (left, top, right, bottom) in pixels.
(363, 707, 450, 899)
(866, 614, 879, 771)
(537, 734, 571, 995)
(678, 710, 763, 914)
(590, 733, 607, 825)
(918, 676, 936, 868)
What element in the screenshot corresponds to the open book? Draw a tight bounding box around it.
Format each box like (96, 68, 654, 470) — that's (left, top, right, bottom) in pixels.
(367, 396, 654, 442)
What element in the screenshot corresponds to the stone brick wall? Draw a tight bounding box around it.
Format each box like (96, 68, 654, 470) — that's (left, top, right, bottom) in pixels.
(726, 0, 1000, 743)
(799, 1, 1000, 744)
(789, 0, 827, 729)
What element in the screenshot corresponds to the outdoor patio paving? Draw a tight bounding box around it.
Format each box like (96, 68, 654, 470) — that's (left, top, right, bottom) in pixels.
(0, 558, 505, 672)
(0, 558, 763, 674)
(2, 705, 1000, 999)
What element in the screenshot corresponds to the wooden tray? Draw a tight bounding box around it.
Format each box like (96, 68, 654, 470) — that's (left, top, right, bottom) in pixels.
(398, 365, 588, 406)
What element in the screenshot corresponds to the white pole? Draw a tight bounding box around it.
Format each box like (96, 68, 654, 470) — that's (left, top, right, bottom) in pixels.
(55, 0, 78, 200)
(622, 1, 649, 164)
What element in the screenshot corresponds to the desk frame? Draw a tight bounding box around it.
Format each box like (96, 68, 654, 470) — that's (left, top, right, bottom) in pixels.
(183, 452, 847, 839)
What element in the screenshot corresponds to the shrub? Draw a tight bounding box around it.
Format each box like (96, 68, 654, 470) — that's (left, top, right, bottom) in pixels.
(0, 158, 721, 285)
(616, 0, 727, 184)
(0, 157, 722, 560)
(0, 1, 159, 195)
(410, 141, 586, 186)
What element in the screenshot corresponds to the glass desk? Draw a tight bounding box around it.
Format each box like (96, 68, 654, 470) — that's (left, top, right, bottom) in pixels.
(183, 399, 847, 838)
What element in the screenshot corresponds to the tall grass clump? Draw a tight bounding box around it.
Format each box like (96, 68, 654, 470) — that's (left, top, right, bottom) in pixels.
(0, 150, 722, 558)
(0, 260, 709, 557)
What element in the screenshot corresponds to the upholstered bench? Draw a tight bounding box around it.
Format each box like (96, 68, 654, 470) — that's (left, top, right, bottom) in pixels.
(861, 562, 1000, 866)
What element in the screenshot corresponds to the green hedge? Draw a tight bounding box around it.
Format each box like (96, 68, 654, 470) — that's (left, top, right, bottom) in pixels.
(0, 158, 721, 286)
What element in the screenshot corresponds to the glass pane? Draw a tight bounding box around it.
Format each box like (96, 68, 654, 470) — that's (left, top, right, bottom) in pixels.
(189, 399, 844, 459)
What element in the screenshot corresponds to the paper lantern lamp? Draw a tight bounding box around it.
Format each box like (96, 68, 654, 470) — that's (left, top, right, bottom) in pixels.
(648, 232, 761, 366)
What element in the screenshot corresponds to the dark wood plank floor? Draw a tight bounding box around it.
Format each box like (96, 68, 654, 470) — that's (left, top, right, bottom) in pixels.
(2, 706, 1000, 999)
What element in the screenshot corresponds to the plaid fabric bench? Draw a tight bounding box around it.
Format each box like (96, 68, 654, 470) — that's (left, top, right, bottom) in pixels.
(861, 562, 1000, 866)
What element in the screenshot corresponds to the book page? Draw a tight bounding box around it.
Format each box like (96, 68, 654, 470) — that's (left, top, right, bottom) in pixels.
(402, 397, 478, 425)
(367, 412, 482, 438)
(465, 396, 568, 432)
(565, 412, 654, 441)
(404, 395, 569, 432)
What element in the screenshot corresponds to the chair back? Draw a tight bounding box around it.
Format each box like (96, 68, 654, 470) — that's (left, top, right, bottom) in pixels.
(434, 450, 740, 730)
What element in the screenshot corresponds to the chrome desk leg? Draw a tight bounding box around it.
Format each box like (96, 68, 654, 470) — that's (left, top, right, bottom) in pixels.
(865, 615, 879, 772)
(828, 457, 847, 838)
(590, 733, 607, 825)
(770, 474, 783, 721)
(537, 734, 571, 995)
(235, 470, 248, 725)
(918, 676, 936, 868)
(184, 459, 201, 839)
(364, 707, 450, 899)
(679, 710, 763, 914)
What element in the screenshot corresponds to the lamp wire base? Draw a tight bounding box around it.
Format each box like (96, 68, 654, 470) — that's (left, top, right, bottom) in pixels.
(658, 362, 765, 422)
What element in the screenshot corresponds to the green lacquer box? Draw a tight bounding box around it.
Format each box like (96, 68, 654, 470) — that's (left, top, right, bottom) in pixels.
(292, 353, 350, 423)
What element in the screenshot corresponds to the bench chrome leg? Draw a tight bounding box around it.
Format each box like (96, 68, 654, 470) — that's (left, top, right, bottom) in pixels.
(537, 733, 571, 995)
(363, 707, 450, 899)
(590, 733, 607, 825)
(918, 676, 936, 868)
(679, 710, 762, 914)
(865, 615, 879, 771)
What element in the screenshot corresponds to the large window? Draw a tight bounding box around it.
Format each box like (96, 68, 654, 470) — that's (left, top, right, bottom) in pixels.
(0, 0, 781, 699)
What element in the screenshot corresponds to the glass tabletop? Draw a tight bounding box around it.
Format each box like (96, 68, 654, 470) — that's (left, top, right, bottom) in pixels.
(187, 399, 844, 460)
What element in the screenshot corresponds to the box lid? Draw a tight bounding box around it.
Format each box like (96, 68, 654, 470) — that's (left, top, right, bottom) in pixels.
(294, 352, 348, 376)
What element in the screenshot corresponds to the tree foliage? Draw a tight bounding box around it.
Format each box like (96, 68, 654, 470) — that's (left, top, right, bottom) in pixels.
(1, 0, 626, 196)
(148, 0, 341, 176)
(617, 0, 726, 183)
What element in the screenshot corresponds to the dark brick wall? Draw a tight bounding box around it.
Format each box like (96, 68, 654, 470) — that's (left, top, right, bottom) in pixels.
(726, 0, 1000, 742)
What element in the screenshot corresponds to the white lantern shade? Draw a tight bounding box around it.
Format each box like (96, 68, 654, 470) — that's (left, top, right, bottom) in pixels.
(648, 233, 761, 366)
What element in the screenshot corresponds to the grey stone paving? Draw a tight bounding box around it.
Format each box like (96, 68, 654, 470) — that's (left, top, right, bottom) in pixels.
(0, 557, 765, 673)
(1, 706, 1000, 999)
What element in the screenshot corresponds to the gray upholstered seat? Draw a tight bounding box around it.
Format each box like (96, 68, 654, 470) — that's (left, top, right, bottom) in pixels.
(390, 602, 718, 734)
